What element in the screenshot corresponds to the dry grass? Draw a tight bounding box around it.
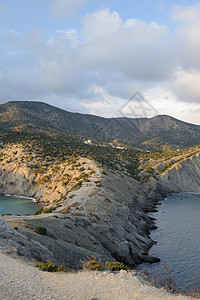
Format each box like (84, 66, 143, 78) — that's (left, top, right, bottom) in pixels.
(141, 262, 200, 298)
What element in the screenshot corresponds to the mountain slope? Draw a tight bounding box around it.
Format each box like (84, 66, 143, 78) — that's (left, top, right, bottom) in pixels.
(1, 101, 200, 149)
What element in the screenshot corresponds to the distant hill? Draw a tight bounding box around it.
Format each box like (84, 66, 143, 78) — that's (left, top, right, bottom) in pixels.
(1, 101, 200, 150)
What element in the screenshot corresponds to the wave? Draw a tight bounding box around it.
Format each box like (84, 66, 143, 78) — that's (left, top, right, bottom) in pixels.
(3, 194, 36, 201)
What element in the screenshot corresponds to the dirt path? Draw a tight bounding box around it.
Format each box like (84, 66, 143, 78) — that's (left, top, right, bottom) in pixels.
(0, 252, 192, 300)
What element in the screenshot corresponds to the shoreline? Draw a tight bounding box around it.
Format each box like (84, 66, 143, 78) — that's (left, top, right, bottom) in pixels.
(141, 192, 200, 295)
(2, 194, 36, 201)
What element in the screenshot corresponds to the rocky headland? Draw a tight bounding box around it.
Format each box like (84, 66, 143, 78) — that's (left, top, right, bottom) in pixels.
(0, 140, 200, 300)
(0, 143, 200, 270)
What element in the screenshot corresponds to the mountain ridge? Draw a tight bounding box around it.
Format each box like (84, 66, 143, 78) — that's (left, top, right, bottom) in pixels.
(1, 100, 200, 150)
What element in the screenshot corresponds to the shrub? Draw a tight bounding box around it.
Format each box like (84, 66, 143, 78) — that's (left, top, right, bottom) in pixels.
(84, 260, 104, 271)
(43, 207, 54, 214)
(105, 261, 128, 271)
(145, 166, 153, 174)
(33, 208, 43, 215)
(35, 260, 66, 272)
(34, 226, 47, 235)
(70, 181, 82, 192)
(57, 265, 67, 272)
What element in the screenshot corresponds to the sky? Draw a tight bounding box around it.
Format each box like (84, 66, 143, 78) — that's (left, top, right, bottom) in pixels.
(0, 0, 200, 124)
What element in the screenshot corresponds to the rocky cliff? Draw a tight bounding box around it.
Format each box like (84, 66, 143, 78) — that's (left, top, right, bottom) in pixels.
(0, 143, 161, 268)
(158, 152, 200, 193)
(0, 144, 200, 269)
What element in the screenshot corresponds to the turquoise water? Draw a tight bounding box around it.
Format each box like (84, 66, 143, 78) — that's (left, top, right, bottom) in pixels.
(0, 195, 41, 215)
(140, 193, 200, 292)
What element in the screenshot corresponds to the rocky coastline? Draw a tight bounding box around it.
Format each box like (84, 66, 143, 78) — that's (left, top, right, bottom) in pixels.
(0, 146, 200, 270)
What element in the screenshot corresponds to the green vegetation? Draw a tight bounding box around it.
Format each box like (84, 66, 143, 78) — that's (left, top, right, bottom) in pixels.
(84, 260, 129, 271)
(105, 261, 128, 271)
(145, 166, 153, 174)
(1, 125, 200, 185)
(36, 260, 66, 272)
(34, 226, 47, 235)
(33, 208, 43, 215)
(0, 130, 142, 180)
(42, 207, 55, 214)
(84, 260, 104, 271)
(1, 101, 200, 150)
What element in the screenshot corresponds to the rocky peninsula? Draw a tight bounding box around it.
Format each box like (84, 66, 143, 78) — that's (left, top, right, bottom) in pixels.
(0, 141, 200, 299)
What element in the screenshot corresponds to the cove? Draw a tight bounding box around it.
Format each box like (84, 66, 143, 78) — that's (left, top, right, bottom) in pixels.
(140, 193, 200, 292)
(0, 195, 41, 215)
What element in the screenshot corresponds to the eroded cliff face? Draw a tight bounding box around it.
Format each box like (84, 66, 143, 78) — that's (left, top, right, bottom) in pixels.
(158, 153, 200, 193)
(0, 144, 161, 267)
(0, 169, 160, 268)
(1, 144, 200, 268)
(0, 144, 100, 206)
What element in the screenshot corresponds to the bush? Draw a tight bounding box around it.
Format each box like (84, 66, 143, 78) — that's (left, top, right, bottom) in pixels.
(43, 207, 54, 214)
(34, 226, 47, 235)
(57, 265, 67, 272)
(36, 260, 66, 272)
(84, 260, 104, 271)
(105, 261, 128, 271)
(145, 166, 153, 174)
(33, 208, 43, 215)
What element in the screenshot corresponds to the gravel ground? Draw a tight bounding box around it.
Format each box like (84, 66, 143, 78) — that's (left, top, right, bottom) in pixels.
(0, 252, 193, 300)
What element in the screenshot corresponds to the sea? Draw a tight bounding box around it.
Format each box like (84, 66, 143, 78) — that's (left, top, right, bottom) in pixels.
(0, 195, 41, 215)
(140, 193, 200, 293)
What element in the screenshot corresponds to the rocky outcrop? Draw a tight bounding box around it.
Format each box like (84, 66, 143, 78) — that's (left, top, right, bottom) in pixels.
(1, 169, 161, 268)
(0, 218, 53, 262)
(0, 144, 100, 205)
(158, 152, 200, 193)
(1, 146, 200, 269)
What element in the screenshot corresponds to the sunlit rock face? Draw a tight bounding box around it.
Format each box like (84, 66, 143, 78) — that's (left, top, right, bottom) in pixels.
(159, 153, 200, 193)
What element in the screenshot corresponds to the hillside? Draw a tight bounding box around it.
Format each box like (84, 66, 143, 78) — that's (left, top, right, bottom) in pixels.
(0, 137, 160, 268)
(0, 131, 200, 268)
(1, 101, 200, 150)
(0, 127, 200, 299)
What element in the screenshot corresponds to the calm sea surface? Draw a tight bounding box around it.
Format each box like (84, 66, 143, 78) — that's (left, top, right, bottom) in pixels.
(0, 195, 41, 215)
(140, 193, 200, 292)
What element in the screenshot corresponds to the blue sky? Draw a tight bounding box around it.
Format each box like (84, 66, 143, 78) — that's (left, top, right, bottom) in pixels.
(0, 0, 196, 32)
(0, 0, 200, 124)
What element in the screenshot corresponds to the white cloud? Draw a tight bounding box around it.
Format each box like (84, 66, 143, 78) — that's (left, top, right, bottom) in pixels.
(1, 6, 200, 123)
(171, 2, 200, 23)
(81, 9, 172, 82)
(144, 87, 200, 125)
(83, 9, 122, 39)
(10, 8, 172, 99)
(55, 29, 79, 40)
(171, 2, 200, 69)
(50, 0, 89, 20)
(171, 69, 200, 103)
(175, 21, 200, 69)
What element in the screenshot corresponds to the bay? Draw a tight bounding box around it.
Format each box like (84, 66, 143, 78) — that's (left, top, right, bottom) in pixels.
(0, 195, 41, 215)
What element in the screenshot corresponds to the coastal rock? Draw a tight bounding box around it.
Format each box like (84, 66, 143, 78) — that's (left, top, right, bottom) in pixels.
(1, 145, 200, 268)
(158, 153, 200, 193)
